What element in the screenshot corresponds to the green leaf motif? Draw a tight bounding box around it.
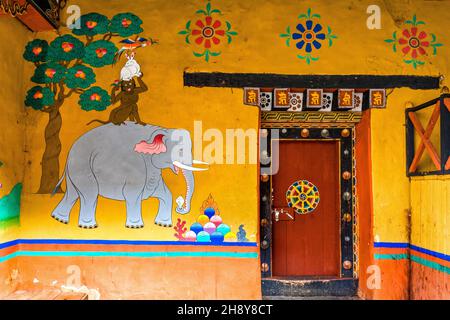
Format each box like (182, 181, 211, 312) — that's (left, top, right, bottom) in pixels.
(297, 53, 319, 65)
(405, 14, 425, 27)
(299, 8, 320, 20)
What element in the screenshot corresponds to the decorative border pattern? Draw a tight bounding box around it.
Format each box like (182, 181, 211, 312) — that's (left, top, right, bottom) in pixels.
(374, 242, 450, 275)
(261, 111, 363, 123)
(0, 239, 258, 264)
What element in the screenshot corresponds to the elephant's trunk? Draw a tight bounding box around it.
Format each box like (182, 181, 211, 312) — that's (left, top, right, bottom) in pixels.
(180, 169, 194, 213)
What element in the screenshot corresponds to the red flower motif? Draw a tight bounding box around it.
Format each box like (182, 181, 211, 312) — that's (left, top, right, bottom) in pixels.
(398, 27, 429, 58)
(191, 16, 225, 48)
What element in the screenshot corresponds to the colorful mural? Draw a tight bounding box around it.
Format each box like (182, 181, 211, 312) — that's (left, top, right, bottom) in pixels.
(178, 1, 238, 62)
(0, 184, 22, 225)
(23, 12, 154, 194)
(0, 161, 22, 227)
(280, 8, 337, 64)
(173, 194, 243, 243)
(51, 124, 208, 228)
(385, 15, 443, 69)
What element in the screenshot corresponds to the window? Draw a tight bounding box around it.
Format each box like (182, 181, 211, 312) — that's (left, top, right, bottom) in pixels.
(406, 94, 450, 176)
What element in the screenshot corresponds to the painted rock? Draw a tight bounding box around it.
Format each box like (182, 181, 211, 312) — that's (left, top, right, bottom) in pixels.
(210, 232, 224, 244)
(203, 222, 217, 234)
(204, 207, 215, 219)
(216, 223, 231, 235)
(197, 214, 210, 226)
(224, 232, 237, 241)
(184, 231, 197, 241)
(190, 222, 203, 234)
(197, 231, 211, 242)
(210, 215, 222, 227)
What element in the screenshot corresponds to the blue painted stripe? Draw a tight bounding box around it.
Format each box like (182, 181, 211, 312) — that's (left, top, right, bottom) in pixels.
(374, 242, 450, 262)
(0, 239, 257, 250)
(0, 239, 19, 250)
(410, 244, 450, 262)
(0, 250, 258, 263)
(374, 242, 409, 249)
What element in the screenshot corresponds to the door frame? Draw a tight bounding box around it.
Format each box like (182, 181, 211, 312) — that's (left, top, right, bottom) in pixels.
(260, 126, 356, 280)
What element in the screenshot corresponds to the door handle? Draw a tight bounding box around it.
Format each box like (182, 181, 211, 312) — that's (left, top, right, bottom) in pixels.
(273, 209, 280, 222)
(272, 208, 294, 222)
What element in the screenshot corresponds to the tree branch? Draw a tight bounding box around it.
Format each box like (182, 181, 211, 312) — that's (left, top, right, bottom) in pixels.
(102, 32, 120, 41)
(64, 88, 76, 99)
(52, 82, 58, 95)
(57, 81, 65, 100)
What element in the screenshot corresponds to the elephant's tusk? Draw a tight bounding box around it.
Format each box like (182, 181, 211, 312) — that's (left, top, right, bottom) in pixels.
(193, 160, 209, 165)
(173, 161, 208, 172)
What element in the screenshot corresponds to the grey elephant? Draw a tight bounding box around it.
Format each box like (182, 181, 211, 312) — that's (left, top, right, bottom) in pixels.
(51, 122, 208, 228)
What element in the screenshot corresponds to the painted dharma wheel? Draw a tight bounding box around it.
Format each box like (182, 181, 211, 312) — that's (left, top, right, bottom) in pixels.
(286, 180, 320, 214)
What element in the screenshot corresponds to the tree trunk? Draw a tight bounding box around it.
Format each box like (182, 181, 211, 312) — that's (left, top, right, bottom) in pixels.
(37, 107, 63, 194)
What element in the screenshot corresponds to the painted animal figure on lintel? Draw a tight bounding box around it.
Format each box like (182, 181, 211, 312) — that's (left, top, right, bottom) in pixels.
(51, 122, 208, 228)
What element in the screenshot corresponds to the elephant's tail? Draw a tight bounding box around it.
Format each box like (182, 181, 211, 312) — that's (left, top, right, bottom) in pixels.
(87, 119, 109, 126)
(51, 170, 66, 197)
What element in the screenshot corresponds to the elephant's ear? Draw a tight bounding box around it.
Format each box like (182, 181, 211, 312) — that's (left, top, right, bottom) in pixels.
(134, 133, 167, 155)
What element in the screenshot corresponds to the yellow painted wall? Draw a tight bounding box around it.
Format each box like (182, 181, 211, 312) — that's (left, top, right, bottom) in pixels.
(0, 16, 31, 296)
(410, 176, 449, 255)
(0, 16, 30, 239)
(17, 0, 449, 243)
(0, 0, 449, 299)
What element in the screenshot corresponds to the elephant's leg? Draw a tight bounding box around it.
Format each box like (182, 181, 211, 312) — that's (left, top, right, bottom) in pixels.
(75, 177, 99, 228)
(51, 175, 78, 224)
(123, 189, 144, 229)
(153, 180, 173, 227)
(78, 193, 99, 228)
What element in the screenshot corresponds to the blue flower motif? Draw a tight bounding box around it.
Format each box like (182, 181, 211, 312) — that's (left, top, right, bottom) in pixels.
(292, 20, 326, 53)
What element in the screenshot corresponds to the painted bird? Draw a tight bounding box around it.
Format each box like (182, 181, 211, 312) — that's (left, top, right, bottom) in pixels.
(113, 36, 159, 65)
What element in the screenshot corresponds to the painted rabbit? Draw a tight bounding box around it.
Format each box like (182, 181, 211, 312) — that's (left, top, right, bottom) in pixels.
(120, 52, 142, 81)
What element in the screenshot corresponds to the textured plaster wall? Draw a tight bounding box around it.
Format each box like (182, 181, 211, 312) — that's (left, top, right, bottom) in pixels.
(0, 16, 31, 296)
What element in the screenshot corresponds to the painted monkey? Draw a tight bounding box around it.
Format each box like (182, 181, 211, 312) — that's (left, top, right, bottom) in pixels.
(87, 76, 148, 126)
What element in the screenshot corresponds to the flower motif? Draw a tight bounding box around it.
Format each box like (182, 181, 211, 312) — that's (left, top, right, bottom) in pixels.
(72, 13, 109, 37)
(178, 2, 237, 62)
(398, 27, 429, 58)
(192, 16, 225, 49)
(109, 13, 143, 37)
(385, 15, 443, 69)
(83, 40, 118, 67)
(31, 62, 65, 84)
(79, 86, 111, 111)
(23, 39, 49, 63)
(292, 20, 325, 53)
(280, 8, 337, 64)
(65, 65, 96, 89)
(25, 86, 55, 110)
(47, 34, 85, 62)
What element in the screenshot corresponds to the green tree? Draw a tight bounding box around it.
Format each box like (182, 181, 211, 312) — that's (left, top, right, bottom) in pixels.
(23, 12, 144, 194)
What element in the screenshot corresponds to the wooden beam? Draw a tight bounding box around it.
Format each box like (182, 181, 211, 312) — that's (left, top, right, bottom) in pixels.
(184, 72, 440, 89)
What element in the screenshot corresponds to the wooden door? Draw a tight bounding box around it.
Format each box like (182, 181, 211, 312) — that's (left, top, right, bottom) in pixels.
(272, 140, 340, 277)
